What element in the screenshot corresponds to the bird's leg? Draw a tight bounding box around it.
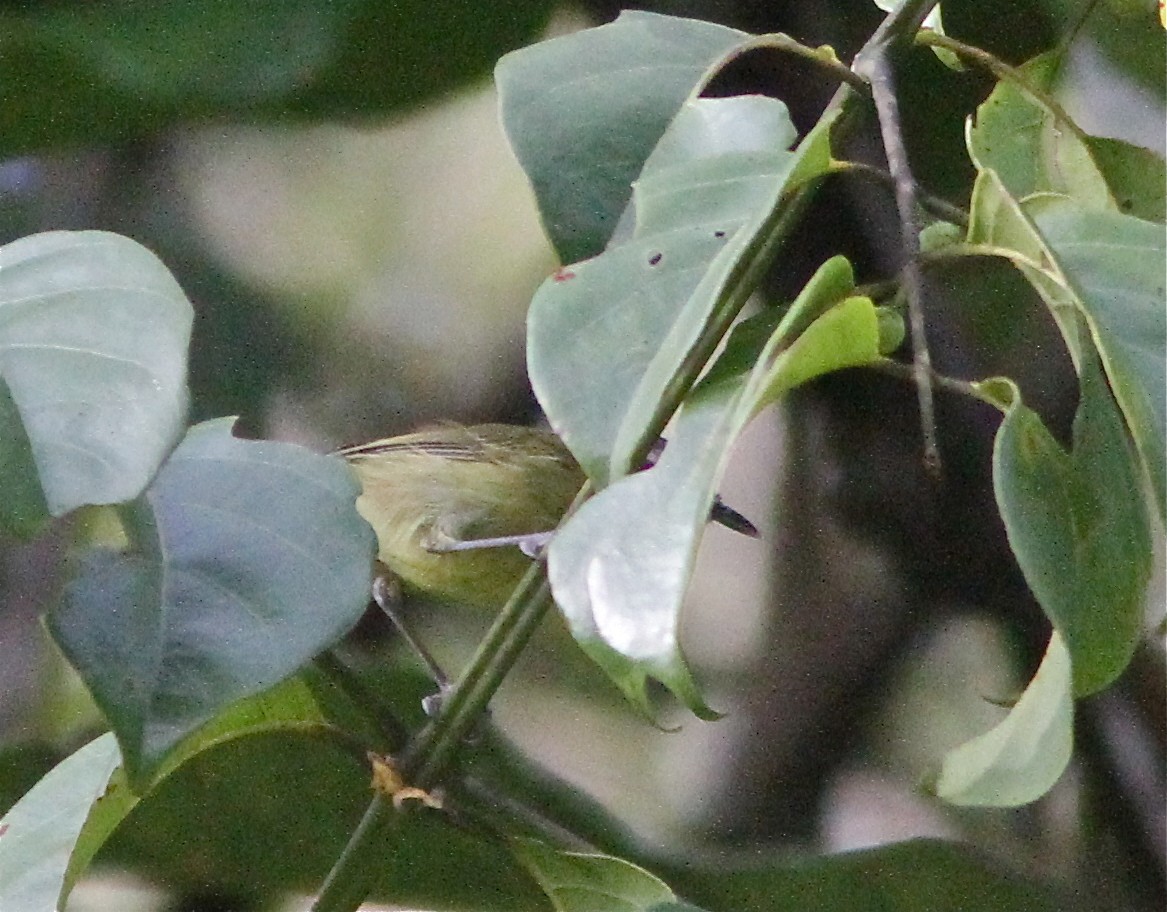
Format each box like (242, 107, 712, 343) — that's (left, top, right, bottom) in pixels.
(426, 510, 754, 554)
(423, 528, 556, 558)
(371, 568, 451, 715)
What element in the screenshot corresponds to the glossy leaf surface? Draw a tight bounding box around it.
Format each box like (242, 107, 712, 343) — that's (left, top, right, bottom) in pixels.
(47, 418, 376, 784)
(968, 54, 1114, 208)
(529, 103, 832, 485)
(548, 258, 882, 715)
(497, 10, 748, 263)
(0, 734, 120, 912)
(0, 231, 192, 535)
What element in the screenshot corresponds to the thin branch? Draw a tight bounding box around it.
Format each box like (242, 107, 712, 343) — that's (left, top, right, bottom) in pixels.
(310, 566, 556, 912)
(453, 778, 602, 853)
(867, 357, 998, 407)
(698, 32, 871, 95)
(311, 797, 398, 912)
(831, 160, 970, 227)
(311, 475, 591, 912)
(862, 0, 943, 53)
(917, 32, 1088, 140)
(456, 727, 645, 859)
(400, 568, 554, 787)
(372, 571, 449, 692)
(853, 0, 944, 475)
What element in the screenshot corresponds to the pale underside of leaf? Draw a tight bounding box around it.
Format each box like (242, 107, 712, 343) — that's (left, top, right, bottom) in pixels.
(936, 632, 1072, 806)
(548, 258, 881, 716)
(0, 231, 192, 525)
(0, 733, 121, 912)
(511, 837, 675, 912)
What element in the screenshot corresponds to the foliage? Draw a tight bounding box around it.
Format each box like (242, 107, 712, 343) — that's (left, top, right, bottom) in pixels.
(0, 0, 556, 154)
(0, 2, 1162, 911)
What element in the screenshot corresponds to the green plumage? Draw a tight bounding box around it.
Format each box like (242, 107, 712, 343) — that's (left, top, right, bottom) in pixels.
(339, 424, 583, 611)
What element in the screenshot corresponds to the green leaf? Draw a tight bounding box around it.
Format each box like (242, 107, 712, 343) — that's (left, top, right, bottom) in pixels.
(747, 294, 883, 409)
(529, 100, 835, 485)
(1085, 136, 1167, 222)
(512, 837, 675, 912)
(957, 174, 1161, 709)
(665, 838, 1070, 911)
(102, 730, 371, 900)
(964, 174, 1083, 379)
(967, 54, 1114, 209)
(0, 231, 192, 535)
(0, 733, 120, 912)
(497, 10, 749, 263)
(0, 375, 48, 538)
(1027, 198, 1167, 518)
(54, 668, 535, 909)
(46, 417, 376, 784)
(920, 219, 965, 253)
(870, 0, 958, 69)
(1034, 0, 1164, 97)
(963, 174, 1089, 376)
(966, 176, 1166, 519)
(96, 729, 545, 909)
(989, 354, 1152, 696)
(60, 675, 339, 902)
(1, 0, 555, 155)
(547, 258, 881, 716)
(935, 632, 1073, 806)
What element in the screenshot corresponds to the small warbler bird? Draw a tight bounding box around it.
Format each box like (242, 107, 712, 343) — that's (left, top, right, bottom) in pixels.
(338, 423, 756, 613)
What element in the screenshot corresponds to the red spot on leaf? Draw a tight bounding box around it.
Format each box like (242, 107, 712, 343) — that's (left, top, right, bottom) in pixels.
(0, 824, 8, 837)
(553, 269, 576, 282)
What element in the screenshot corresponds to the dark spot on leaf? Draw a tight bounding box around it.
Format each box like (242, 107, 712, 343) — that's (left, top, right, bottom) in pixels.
(642, 438, 666, 469)
(648, 252, 662, 266)
(553, 269, 576, 282)
(714, 230, 726, 238)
